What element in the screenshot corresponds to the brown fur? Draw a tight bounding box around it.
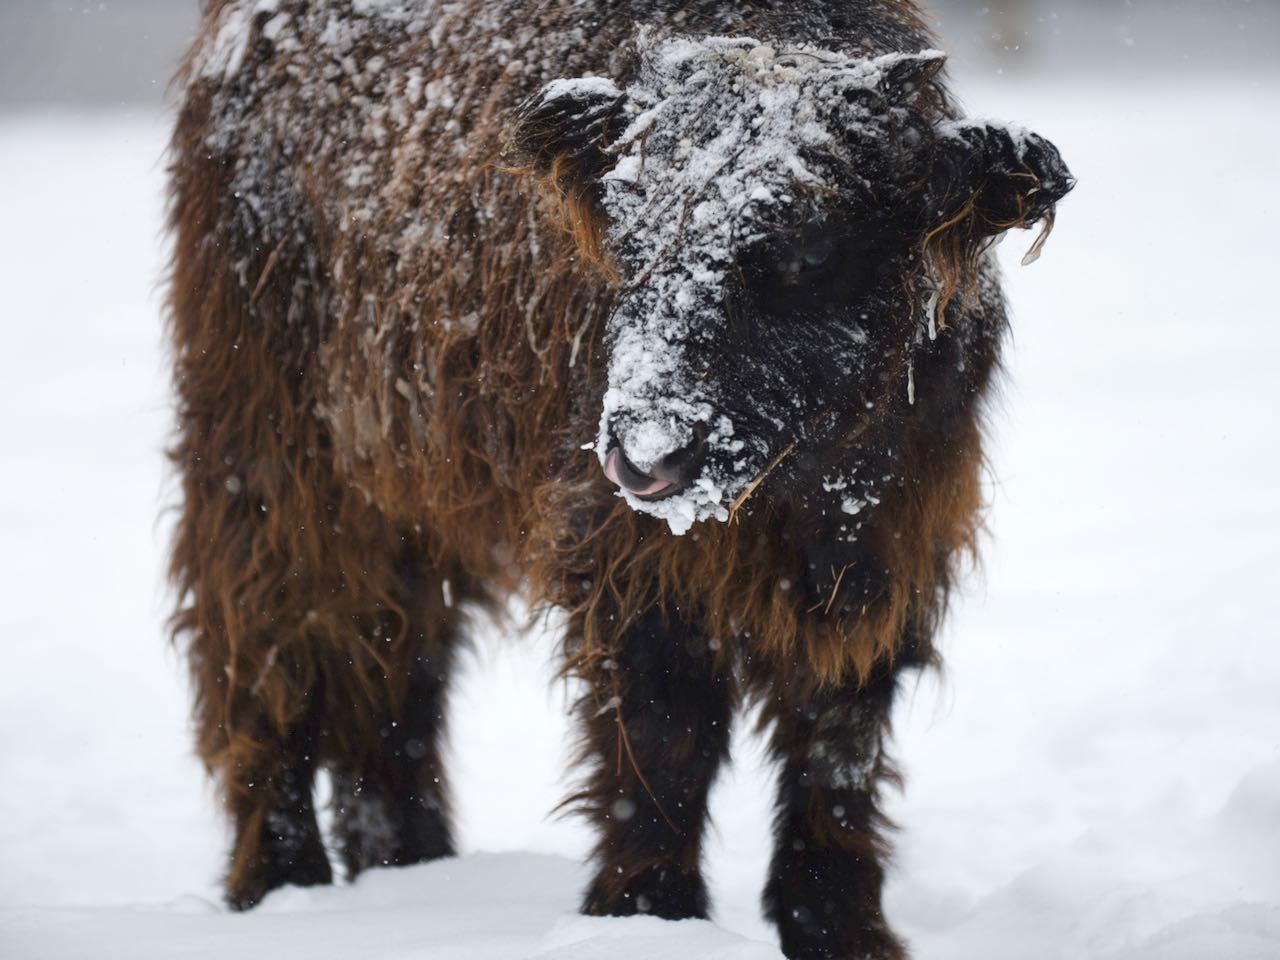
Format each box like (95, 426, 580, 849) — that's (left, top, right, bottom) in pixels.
(167, 0, 1066, 934)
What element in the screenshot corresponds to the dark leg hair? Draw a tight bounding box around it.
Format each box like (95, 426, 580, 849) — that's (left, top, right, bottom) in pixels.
(167, 114, 474, 908)
(330, 628, 458, 878)
(575, 605, 734, 920)
(762, 665, 907, 960)
(223, 687, 332, 911)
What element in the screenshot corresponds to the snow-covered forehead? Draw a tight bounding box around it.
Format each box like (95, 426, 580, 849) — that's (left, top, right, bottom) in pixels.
(601, 36, 928, 247)
(598, 37, 930, 359)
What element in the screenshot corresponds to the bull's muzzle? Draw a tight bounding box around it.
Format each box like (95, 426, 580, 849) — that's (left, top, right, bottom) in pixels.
(603, 428, 707, 501)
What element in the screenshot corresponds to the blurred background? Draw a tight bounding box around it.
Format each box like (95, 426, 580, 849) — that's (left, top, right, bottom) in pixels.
(2, 3, 1278, 959)
(3, 0, 1279, 107)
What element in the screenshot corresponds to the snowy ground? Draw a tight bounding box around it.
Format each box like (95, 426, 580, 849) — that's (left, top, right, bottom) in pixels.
(2, 73, 1279, 959)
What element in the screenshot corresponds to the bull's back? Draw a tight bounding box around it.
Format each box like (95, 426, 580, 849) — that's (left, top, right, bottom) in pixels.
(174, 1, 620, 540)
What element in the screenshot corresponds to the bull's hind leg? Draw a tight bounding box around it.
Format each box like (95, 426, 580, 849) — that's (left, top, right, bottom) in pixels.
(168, 81, 348, 909)
(168, 299, 347, 906)
(576, 605, 734, 920)
(218, 692, 332, 911)
(168, 149, 429, 905)
(176, 455, 455, 907)
(762, 667, 906, 960)
(171, 406, 348, 909)
(330, 557, 469, 878)
(173, 420, 417, 907)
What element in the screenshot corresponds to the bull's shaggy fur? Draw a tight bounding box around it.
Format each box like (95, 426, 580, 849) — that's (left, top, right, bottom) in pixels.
(168, 1, 1072, 955)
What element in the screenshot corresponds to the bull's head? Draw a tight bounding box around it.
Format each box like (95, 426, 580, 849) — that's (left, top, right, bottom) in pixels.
(515, 36, 1072, 534)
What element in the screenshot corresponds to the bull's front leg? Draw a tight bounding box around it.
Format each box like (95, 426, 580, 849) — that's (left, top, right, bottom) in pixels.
(763, 665, 906, 960)
(576, 604, 734, 920)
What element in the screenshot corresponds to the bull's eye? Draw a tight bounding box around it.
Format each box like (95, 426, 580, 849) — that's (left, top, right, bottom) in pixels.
(739, 218, 902, 321)
(741, 223, 858, 316)
(774, 235, 837, 285)
(735, 216, 908, 328)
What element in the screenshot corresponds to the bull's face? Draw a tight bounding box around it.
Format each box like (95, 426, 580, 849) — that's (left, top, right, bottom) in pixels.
(517, 37, 1072, 534)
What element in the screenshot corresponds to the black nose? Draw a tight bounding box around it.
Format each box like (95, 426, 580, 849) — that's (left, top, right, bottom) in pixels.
(604, 426, 707, 499)
(649, 433, 706, 485)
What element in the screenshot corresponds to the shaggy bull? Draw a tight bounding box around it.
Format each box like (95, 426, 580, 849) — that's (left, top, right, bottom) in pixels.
(168, 1, 1072, 956)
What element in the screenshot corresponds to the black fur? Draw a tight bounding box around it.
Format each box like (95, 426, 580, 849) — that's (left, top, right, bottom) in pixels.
(577, 604, 734, 920)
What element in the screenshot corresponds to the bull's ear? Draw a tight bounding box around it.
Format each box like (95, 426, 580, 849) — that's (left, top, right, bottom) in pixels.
(510, 78, 628, 275)
(511, 77, 627, 187)
(871, 50, 948, 103)
(927, 121, 1075, 243)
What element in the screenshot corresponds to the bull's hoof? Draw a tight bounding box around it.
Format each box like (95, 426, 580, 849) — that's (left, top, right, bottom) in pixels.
(777, 916, 907, 960)
(225, 827, 332, 911)
(581, 863, 709, 921)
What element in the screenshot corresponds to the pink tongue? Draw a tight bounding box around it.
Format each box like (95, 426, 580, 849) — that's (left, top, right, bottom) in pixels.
(604, 448, 673, 497)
